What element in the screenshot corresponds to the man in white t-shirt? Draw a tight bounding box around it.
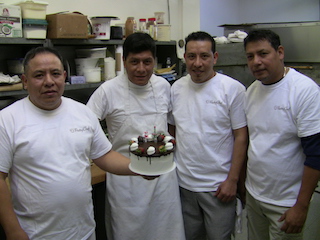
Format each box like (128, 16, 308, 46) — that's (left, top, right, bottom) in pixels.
(0, 47, 134, 240)
(86, 32, 185, 240)
(169, 31, 248, 240)
(244, 29, 320, 240)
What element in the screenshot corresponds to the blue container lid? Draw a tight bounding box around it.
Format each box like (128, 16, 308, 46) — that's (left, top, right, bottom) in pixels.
(22, 19, 48, 25)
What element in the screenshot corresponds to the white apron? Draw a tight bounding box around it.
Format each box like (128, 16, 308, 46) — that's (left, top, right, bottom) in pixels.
(105, 75, 185, 240)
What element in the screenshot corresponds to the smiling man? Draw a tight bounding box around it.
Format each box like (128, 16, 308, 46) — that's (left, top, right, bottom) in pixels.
(86, 32, 185, 240)
(244, 29, 320, 240)
(0, 47, 137, 240)
(169, 31, 248, 240)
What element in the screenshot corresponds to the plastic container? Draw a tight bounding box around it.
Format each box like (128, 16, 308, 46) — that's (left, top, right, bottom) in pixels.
(75, 47, 107, 58)
(83, 68, 101, 83)
(15, 0, 48, 20)
(125, 17, 137, 38)
(147, 18, 157, 40)
(90, 16, 118, 40)
(75, 58, 99, 76)
(22, 19, 47, 39)
(138, 18, 147, 33)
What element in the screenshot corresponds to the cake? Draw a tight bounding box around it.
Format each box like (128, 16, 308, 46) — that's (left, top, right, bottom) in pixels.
(128, 132, 176, 175)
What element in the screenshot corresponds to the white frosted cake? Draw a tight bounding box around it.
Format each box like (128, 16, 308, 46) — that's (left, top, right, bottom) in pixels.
(128, 133, 176, 175)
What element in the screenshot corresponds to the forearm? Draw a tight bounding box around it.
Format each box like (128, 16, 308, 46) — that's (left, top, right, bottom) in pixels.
(0, 175, 25, 237)
(226, 127, 248, 183)
(93, 150, 134, 175)
(295, 165, 320, 209)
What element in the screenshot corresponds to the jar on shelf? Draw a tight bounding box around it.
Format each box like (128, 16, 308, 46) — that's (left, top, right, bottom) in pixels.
(125, 17, 137, 38)
(147, 17, 157, 40)
(139, 18, 147, 33)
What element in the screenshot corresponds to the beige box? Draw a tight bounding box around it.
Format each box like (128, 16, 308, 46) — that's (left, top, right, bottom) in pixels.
(157, 24, 171, 41)
(0, 4, 22, 38)
(46, 12, 88, 39)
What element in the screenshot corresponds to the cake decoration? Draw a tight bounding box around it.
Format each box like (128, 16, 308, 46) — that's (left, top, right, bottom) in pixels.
(128, 128, 176, 175)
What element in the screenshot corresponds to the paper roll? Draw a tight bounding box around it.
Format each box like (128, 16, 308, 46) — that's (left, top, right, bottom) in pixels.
(104, 57, 116, 80)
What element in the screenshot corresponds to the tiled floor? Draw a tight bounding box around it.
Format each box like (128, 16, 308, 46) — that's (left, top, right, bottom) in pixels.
(233, 190, 320, 240)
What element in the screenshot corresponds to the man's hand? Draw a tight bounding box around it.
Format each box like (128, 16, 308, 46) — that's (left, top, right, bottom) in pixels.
(214, 179, 237, 203)
(278, 204, 308, 234)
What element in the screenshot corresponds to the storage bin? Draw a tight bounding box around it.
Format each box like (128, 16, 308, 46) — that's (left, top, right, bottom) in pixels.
(75, 58, 100, 76)
(83, 68, 101, 83)
(15, 0, 48, 20)
(22, 19, 47, 39)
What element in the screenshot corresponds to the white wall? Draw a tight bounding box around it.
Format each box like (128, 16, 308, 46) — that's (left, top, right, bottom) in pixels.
(2, 0, 200, 41)
(201, 0, 320, 37)
(200, 0, 240, 37)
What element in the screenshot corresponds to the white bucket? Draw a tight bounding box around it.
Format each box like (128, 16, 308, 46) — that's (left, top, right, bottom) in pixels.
(91, 16, 118, 40)
(75, 58, 99, 76)
(83, 68, 101, 83)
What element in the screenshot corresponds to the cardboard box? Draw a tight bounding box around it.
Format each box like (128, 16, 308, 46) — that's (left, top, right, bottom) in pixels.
(0, 4, 22, 38)
(46, 12, 88, 39)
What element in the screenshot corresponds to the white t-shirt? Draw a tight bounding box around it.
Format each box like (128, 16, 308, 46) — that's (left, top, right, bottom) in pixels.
(0, 97, 111, 240)
(170, 73, 247, 192)
(245, 68, 320, 207)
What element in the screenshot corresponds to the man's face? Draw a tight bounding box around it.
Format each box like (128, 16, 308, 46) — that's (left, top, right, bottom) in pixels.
(124, 50, 155, 86)
(245, 40, 285, 85)
(184, 40, 218, 83)
(22, 52, 66, 110)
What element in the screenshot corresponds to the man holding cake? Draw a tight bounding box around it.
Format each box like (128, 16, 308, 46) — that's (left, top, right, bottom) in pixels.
(169, 31, 248, 239)
(0, 47, 136, 240)
(87, 32, 185, 240)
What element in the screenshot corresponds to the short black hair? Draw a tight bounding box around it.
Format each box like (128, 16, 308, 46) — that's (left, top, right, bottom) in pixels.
(23, 47, 64, 74)
(185, 31, 216, 53)
(123, 32, 156, 60)
(244, 29, 281, 51)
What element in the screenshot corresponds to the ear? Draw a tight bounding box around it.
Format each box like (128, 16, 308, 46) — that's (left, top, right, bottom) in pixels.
(213, 51, 219, 64)
(21, 74, 28, 90)
(277, 45, 285, 60)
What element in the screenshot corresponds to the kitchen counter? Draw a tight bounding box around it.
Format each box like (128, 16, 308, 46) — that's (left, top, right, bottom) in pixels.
(5, 164, 106, 187)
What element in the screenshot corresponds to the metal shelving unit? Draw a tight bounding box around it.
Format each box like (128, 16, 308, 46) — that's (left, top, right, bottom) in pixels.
(0, 38, 178, 103)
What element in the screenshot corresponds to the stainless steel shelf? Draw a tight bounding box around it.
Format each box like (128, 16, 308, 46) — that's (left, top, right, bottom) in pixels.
(0, 82, 103, 97)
